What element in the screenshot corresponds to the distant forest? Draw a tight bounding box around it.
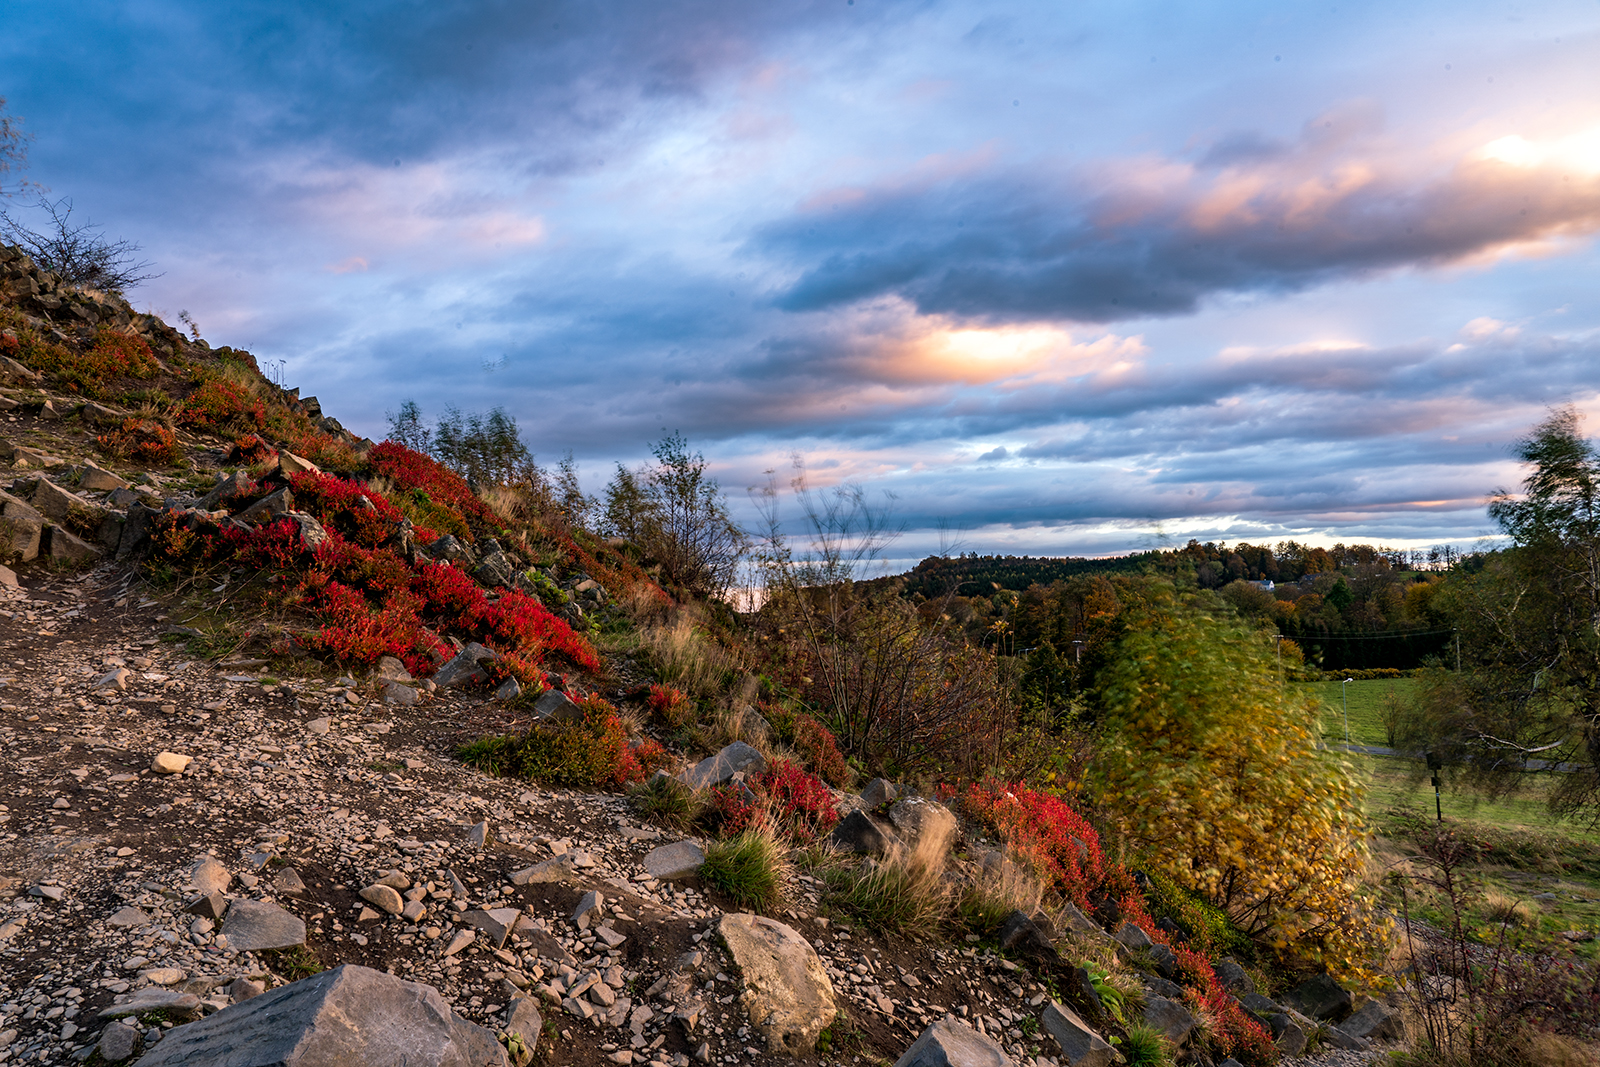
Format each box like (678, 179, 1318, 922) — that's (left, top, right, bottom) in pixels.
(883, 539, 1469, 671)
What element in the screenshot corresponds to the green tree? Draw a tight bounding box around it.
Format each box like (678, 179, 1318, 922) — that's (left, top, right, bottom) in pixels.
(385, 399, 432, 454)
(1408, 406, 1600, 815)
(431, 406, 536, 487)
(603, 433, 746, 599)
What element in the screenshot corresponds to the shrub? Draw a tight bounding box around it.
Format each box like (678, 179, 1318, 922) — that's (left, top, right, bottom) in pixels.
(648, 683, 696, 730)
(180, 372, 267, 432)
(1114, 1024, 1174, 1067)
(457, 699, 649, 789)
(961, 781, 1106, 911)
(700, 830, 787, 910)
(97, 416, 182, 465)
(12, 326, 158, 398)
(757, 758, 841, 844)
(792, 715, 849, 786)
(229, 434, 277, 465)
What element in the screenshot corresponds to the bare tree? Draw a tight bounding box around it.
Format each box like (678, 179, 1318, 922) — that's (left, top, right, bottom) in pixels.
(0, 196, 159, 294)
(0, 97, 31, 199)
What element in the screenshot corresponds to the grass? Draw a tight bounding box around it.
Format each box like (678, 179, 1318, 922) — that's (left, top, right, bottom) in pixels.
(628, 774, 700, 829)
(1305, 677, 1418, 747)
(1112, 1023, 1174, 1067)
(700, 830, 788, 910)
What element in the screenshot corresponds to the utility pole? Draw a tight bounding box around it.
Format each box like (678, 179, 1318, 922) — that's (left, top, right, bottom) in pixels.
(1454, 629, 1461, 672)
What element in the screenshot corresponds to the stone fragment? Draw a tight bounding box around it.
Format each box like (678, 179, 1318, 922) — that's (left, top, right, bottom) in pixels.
(142, 968, 186, 986)
(306, 716, 332, 735)
(273, 867, 308, 895)
(504, 996, 542, 1055)
(277, 451, 320, 477)
(108, 906, 150, 928)
(494, 677, 521, 701)
(0, 490, 43, 562)
(1039, 1001, 1118, 1067)
(1338, 999, 1400, 1042)
(510, 855, 578, 885)
(235, 486, 295, 524)
(96, 1020, 141, 1062)
(78, 461, 130, 491)
(94, 667, 133, 690)
(718, 912, 836, 1053)
(527, 688, 581, 724)
(998, 911, 1056, 959)
(0, 563, 16, 588)
(572, 890, 603, 929)
(642, 840, 706, 880)
(1213, 958, 1256, 996)
(1142, 994, 1196, 1048)
(433, 642, 499, 688)
(221, 898, 307, 952)
(893, 1015, 1012, 1067)
(402, 900, 428, 922)
(227, 977, 266, 1004)
(151, 751, 192, 774)
(132, 964, 508, 1067)
(98, 988, 201, 1020)
(465, 908, 523, 947)
(374, 655, 413, 682)
(859, 778, 898, 809)
(465, 820, 488, 848)
(360, 884, 405, 916)
(44, 524, 102, 561)
(682, 741, 766, 790)
(443, 929, 475, 957)
(185, 892, 228, 920)
(1263, 1011, 1306, 1056)
(1113, 921, 1153, 952)
(29, 477, 100, 522)
(382, 682, 420, 706)
(1283, 973, 1353, 1023)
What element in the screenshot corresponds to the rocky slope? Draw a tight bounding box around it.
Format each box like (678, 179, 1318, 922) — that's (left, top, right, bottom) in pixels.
(0, 246, 1402, 1067)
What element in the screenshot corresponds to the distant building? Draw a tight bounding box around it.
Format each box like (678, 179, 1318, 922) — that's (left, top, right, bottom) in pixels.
(1251, 579, 1275, 592)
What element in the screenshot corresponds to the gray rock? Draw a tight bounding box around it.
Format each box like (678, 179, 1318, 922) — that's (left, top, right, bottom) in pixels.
(533, 688, 583, 723)
(465, 820, 488, 848)
(1147, 942, 1179, 980)
(30, 477, 101, 522)
(228, 977, 266, 1004)
(274, 868, 308, 895)
(682, 741, 766, 790)
(886, 797, 956, 850)
(828, 810, 898, 856)
(1141, 974, 1185, 1001)
(1213, 958, 1256, 996)
(0, 490, 43, 562)
(78, 460, 130, 491)
(185, 892, 227, 921)
(642, 840, 706, 880)
(1114, 921, 1153, 952)
(859, 778, 898, 809)
(97, 1021, 141, 1062)
(382, 682, 420, 706)
(1039, 1001, 1118, 1067)
(1264, 1012, 1306, 1056)
(198, 470, 254, 510)
(190, 857, 232, 895)
(719, 912, 836, 1053)
(287, 511, 329, 550)
(509, 855, 579, 885)
(894, 1015, 1012, 1067)
(1058, 901, 1108, 939)
(98, 988, 201, 1020)
(44, 524, 102, 562)
(474, 550, 518, 590)
(504, 996, 542, 1055)
(997, 911, 1056, 958)
(1338, 999, 1401, 1042)
(1283, 973, 1353, 1023)
(133, 964, 509, 1067)
(236, 486, 295, 525)
(433, 642, 499, 689)
(1324, 1025, 1371, 1051)
(220, 898, 306, 952)
(374, 656, 413, 683)
(494, 677, 521, 701)
(1142, 994, 1196, 1048)
(572, 890, 604, 929)
(465, 907, 523, 947)
(107, 906, 150, 928)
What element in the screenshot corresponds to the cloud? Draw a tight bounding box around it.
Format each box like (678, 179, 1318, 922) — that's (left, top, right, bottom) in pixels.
(761, 115, 1600, 325)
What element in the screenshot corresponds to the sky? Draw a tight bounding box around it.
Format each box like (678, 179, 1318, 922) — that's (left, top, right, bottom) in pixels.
(4, 1, 1600, 566)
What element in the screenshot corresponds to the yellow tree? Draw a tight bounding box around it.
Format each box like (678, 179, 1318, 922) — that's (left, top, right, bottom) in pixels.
(1090, 577, 1388, 981)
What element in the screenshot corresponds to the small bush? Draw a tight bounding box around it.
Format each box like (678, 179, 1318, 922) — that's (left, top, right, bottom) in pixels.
(701, 830, 788, 910)
(97, 416, 182, 465)
(648, 683, 696, 730)
(956, 853, 1043, 939)
(827, 803, 956, 937)
(1479, 889, 1536, 928)
(458, 700, 647, 789)
(180, 371, 267, 433)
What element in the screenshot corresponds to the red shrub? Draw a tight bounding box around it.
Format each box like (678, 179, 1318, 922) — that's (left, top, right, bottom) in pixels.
(709, 783, 764, 837)
(792, 716, 849, 786)
(962, 781, 1106, 911)
(229, 434, 278, 465)
(98, 417, 182, 465)
(288, 470, 405, 547)
(181, 375, 268, 432)
(224, 518, 306, 570)
(756, 758, 841, 844)
(368, 440, 498, 529)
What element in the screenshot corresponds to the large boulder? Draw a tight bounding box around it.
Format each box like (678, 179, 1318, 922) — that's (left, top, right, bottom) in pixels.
(1142, 994, 1196, 1048)
(886, 797, 957, 851)
(1338, 998, 1401, 1042)
(1039, 1001, 1119, 1067)
(894, 1015, 1012, 1067)
(828, 810, 899, 856)
(1283, 973, 1353, 1023)
(683, 741, 765, 790)
(133, 964, 508, 1067)
(433, 642, 499, 688)
(220, 898, 306, 953)
(718, 913, 836, 1054)
(0, 489, 44, 561)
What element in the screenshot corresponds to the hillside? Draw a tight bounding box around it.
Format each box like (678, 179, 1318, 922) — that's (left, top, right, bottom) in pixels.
(0, 242, 1466, 1067)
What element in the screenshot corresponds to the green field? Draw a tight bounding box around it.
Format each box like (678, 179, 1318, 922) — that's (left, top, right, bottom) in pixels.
(1298, 679, 1600, 948)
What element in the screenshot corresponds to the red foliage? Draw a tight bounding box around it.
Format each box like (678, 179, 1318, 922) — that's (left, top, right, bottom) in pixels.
(792, 716, 849, 787)
(709, 783, 764, 837)
(289, 470, 405, 547)
(368, 440, 498, 529)
(757, 758, 841, 844)
(962, 781, 1106, 911)
(181, 375, 268, 432)
(97, 417, 182, 465)
(480, 590, 602, 672)
(229, 434, 278, 465)
(647, 683, 694, 729)
(223, 519, 306, 570)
